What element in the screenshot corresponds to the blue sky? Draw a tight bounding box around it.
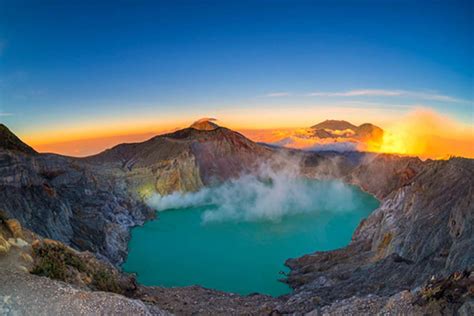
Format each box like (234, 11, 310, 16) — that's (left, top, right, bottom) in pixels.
(0, 0, 472, 139)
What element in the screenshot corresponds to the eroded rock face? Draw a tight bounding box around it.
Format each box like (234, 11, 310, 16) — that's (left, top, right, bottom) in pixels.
(0, 149, 154, 265)
(85, 126, 273, 193)
(347, 153, 424, 199)
(285, 157, 474, 311)
(154, 151, 203, 195)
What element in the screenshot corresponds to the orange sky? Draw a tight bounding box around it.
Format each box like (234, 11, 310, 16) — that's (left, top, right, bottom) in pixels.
(24, 106, 400, 146)
(23, 108, 474, 159)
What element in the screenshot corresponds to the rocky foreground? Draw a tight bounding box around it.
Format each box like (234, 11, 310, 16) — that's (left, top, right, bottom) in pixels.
(0, 122, 472, 315)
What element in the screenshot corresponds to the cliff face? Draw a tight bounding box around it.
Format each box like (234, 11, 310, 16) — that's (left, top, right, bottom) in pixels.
(0, 149, 154, 264)
(347, 154, 425, 199)
(284, 157, 474, 311)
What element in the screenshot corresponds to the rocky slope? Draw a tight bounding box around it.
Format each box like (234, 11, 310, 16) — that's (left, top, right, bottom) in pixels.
(0, 146, 154, 264)
(0, 124, 37, 155)
(85, 122, 273, 192)
(284, 157, 474, 312)
(0, 216, 169, 315)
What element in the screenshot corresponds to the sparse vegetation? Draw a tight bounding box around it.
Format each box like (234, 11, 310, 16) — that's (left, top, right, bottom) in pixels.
(31, 240, 125, 294)
(92, 268, 121, 293)
(31, 241, 86, 280)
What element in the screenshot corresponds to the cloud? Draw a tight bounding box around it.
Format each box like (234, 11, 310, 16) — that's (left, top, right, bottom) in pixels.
(306, 89, 467, 103)
(0, 112, 13, 117)
(264, 92, 291, 97)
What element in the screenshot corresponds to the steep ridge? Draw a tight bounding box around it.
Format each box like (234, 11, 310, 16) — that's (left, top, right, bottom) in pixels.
(0, 124, 37, 155)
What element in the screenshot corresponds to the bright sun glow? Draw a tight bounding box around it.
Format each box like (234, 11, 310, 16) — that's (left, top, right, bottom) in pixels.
(367, 109, 474, 159)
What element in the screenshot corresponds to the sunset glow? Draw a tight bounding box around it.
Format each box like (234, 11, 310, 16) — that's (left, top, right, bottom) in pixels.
(367, 109, 474, 159)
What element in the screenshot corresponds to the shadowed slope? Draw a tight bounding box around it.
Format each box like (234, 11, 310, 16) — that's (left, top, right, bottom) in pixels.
(0, 124, 37, 155)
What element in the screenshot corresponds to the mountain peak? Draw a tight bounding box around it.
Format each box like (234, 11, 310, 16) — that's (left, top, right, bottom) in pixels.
(190, 118, 220, 131)
(0, 124, 37, 154)
(311, 120, 357, 131)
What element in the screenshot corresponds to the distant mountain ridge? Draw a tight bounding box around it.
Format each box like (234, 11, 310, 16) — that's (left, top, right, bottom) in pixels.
(266, 119, 384, 152)
(310, 119, 383, 141)
(311, 119, 358, 130)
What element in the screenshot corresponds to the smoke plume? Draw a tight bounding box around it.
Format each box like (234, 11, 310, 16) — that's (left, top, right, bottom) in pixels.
(147, 159, 362, 223)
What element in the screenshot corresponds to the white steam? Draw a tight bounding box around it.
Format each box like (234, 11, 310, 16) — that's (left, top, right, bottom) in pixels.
(147, 161, 359, 223)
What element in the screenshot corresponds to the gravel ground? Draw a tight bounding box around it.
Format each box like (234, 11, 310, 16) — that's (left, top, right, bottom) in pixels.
(0, 272, 169, 316)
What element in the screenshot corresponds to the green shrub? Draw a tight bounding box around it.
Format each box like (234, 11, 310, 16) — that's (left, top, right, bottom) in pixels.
(31, 241, 124, 294)
(31, 242, 86, 281)
(92, 268, 121, 293)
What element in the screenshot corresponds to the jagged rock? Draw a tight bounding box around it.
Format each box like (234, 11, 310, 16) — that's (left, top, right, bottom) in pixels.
(285, 158, 474, 312)
(154, 152, 203, 195)
(0, 148, 154, 264)
(5, 219, 23, 239)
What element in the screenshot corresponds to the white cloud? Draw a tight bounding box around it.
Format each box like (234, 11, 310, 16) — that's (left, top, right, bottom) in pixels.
(0, 112, 13, 117)
(306, 89, 466, 103)
(264, 92, 291, 97)
(308, 89, 400, 97)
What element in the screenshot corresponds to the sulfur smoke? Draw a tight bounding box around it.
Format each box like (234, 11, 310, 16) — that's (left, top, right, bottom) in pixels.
(147, 160, 361, 223)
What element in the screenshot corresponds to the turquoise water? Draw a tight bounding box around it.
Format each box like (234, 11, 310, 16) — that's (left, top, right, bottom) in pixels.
(123, 180, 379, 296)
